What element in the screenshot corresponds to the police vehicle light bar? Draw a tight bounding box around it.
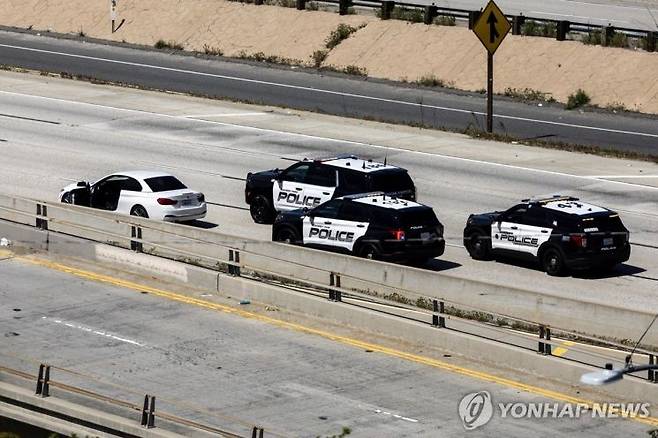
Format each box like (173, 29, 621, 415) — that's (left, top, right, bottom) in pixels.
(522, 195, 579, 204)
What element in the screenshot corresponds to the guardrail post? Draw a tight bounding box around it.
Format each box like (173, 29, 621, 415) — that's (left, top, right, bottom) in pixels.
(544, 327, 552, 356)
(35, 364, 51, 397)
(538, 325, 546, 354)
(296, 0, 306, 10)
(646, 31, 656, 52)
(252, 427, 265, 438)
(468, 11, 481, 30)
(512, 15, 525, 35)
(649, 355, 656, 382)
(228, 250, 241, 276)
(556, 20, 570, 41)
(36, 204, 48, 230)
(432, 300, 445, 328)
(329, 272, 341, 288)
(130, 226, 143, 252)
(141, 394, 156, 428)
(381, 1, 394, 20)
(601, 25, 614, 46)
(423, 5, 438, 25)
(338, 0, 350, 15)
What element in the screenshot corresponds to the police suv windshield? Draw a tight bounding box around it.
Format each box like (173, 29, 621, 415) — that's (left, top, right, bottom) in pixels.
(368, 170, 414, 193)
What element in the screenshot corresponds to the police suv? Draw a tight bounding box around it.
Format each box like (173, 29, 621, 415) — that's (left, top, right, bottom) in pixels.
(245, 155, 416, 223)
(463, 195, 631, 275)
(272, 193, 445, 264)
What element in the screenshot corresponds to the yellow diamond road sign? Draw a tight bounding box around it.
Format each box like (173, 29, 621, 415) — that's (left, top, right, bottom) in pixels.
(473, 0, 511, 55)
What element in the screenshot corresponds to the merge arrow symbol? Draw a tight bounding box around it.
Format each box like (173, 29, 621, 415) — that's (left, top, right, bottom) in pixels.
(487, 11, 499, 43)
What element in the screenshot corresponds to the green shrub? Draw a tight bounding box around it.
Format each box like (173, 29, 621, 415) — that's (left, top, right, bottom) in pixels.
(609, 31, 628, 48)
(307, 1, 319, 10)
(434, 15, 456, 26)
(415, 74, 446, 87)
(343, 65, 367, 76)
(566, 89, 591, 109)
(154, 40, 184, 50)
(311, 49, 328, 68)
(504, 87, 556, 102)
(582, 30, 602, 45)
(522, 21, 556, 38)
(203, 44, 223, 56)
(390, 6, 424, 23)
(325, 23, 358, 49)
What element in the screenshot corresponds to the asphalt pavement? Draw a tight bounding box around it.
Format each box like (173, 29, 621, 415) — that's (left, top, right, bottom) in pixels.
(0, 70, 656, 320)
(0, 30, 656, 155)
(0, 254, 653, 437)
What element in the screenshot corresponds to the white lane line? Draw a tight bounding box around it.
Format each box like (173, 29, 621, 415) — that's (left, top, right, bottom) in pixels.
(591, 175, 658, 179)
(374, 408, 419, 423)
(528, 11, 629, 23)
(1, 43, 657, 139)
(42, 316, 145, 346)
(1, 89, 657, 193)
(182, 112, 268, 118)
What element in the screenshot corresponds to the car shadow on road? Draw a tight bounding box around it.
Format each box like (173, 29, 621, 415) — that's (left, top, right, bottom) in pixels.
(573, 263, 647, 280)
(186, 220, 219, 229)
(416, 259, 462, 272)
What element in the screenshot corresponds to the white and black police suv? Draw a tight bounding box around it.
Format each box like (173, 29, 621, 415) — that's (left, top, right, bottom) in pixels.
(272, 193, 445, 265)
(463, 195, 631, 276)
(245, 155, 416, 224)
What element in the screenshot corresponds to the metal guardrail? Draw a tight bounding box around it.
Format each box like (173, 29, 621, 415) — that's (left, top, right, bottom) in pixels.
(256, 0, 657, 50)
(1, 194, 658, 379)
(0, 361, 267, 437)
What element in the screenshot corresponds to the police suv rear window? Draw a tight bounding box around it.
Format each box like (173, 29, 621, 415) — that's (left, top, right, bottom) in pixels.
(396, 208, 439, 227)
(578, 214, 625, 232)
(368, 170, 413, 192)
(144, 176, 187, 192)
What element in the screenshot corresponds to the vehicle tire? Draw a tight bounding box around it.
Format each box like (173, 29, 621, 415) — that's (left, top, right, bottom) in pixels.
(357, 243, 381, 260)
(542, 247, 566, 276)
(466, 231, 491, 260)
(273, 227, 300, 244)
(131, 205, 149, 218)
(61, 193, 72, 204)
(250, 195, 275, 224)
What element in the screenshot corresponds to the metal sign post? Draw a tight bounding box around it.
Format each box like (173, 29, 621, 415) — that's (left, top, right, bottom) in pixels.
(110, 0, 118, 33)
(472, 0, 511, 133)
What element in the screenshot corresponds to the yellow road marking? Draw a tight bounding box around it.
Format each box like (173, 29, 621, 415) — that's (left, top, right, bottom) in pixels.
(14, 254, 658, 428)
(553, 341, 577, 357)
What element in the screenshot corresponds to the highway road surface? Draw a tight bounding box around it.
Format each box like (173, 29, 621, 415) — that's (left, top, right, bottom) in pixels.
(445, 0, 658, 31)
(0, 71, 656, 324)
(0, 253, 654, 437)
(0, 31, 657, 155)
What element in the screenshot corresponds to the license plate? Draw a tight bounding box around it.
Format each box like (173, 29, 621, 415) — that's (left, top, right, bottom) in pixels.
(182, 199, 193, 206)
(603, 238, 614, 246)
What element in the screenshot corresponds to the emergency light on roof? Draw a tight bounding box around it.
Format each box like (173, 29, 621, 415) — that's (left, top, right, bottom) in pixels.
(523, 195, 579, 204)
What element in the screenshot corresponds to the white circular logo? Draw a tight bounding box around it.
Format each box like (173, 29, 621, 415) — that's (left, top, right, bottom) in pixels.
(458, 391, 493, 430)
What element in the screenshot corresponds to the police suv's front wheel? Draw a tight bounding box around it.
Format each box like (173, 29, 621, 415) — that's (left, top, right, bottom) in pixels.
(466, 231, 491, 260)
(542, 247, 566, 276)
(250, 195, 275, 224)
(274, 227, 300, 245)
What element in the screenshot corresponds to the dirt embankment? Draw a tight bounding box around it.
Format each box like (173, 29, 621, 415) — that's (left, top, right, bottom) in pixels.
(3, 0, 658, 113)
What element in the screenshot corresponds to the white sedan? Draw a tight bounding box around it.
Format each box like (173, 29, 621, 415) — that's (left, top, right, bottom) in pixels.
(59, 171, 207, 222)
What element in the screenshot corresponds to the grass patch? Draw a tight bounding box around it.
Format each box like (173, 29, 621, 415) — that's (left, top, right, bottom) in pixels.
(504, 87, 556, 103)
(311, 49, 328, 68)
(434, 15, 456, 26)
(375, 6, 423, 22)
(522, 21, 557, 38)
(566, 89, 591, 109)
(325, 24, 359, 49)
(154, 39, 184, 50)
(264, 0, 296, 7)
(342, 65, 367, 76)
(77, 28, 86, 38)
(610, 31, 629, 48)
(203, 44, 224, 56)
(307, 1, 319, 10)
(605, 102, 628, 112)
(582, 30, 602, 45)
(415, 74, 449, 88)
(237, 50, 301, 65)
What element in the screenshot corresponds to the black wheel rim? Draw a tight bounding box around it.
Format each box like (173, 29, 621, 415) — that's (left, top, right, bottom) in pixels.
(278, 230, 294, 243)
(134, 208, 147, 217)
(252, 199, 268, 222)
(546, 252, 560, 273)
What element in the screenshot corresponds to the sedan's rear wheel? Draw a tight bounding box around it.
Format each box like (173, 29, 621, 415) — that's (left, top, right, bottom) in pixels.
(131, 205, 149, 218)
